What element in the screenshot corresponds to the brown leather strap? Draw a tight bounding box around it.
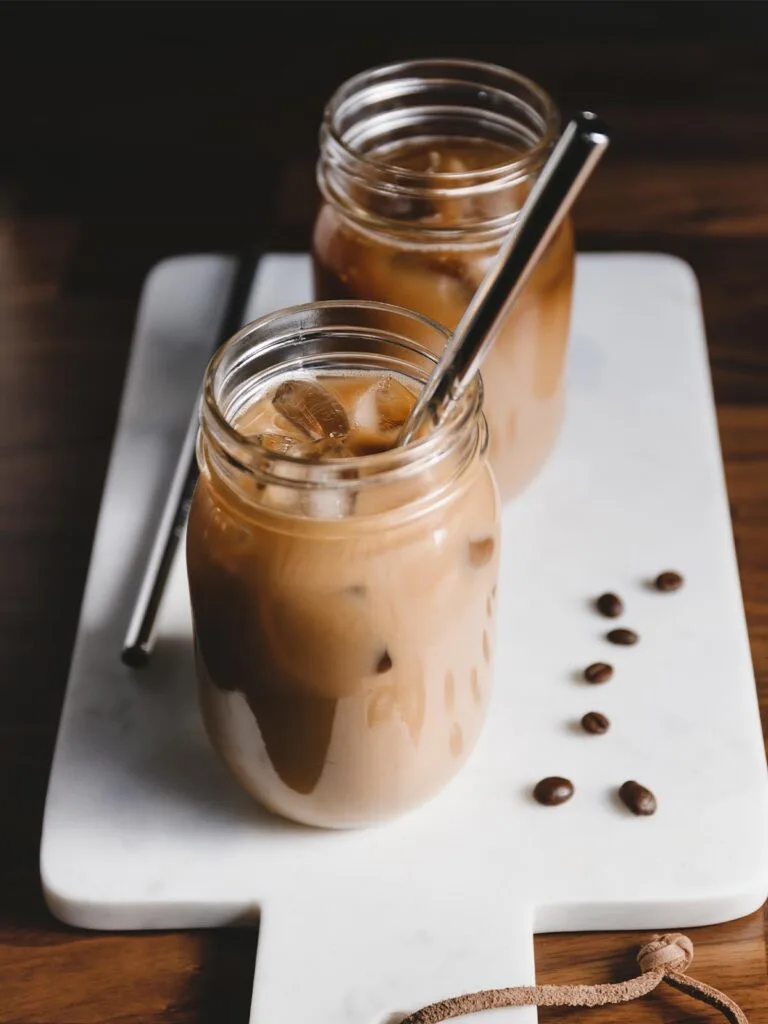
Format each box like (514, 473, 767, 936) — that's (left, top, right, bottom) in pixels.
(401, 932, 748, 1024)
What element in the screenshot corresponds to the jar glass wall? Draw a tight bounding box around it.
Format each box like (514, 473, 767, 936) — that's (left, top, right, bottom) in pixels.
(313, 59, 575, 500)
(187, 301, 500, 828)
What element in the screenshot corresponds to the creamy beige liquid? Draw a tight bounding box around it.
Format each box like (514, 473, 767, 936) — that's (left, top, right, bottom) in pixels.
(313, 137, 575, 500)
(187, 370, 500, 828)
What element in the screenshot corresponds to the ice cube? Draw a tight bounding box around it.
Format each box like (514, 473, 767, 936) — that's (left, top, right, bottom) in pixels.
(443, 155, 469, 175)
(350, 376, 414, 450)
(258, 433, 357, 516)
(259, 449, 305, 512)
(261, 482, 301, 513)
(353, 385, 379, 432)
(272, 379, 349, 442)
(369, 191, 434, 222)
(374, 375, 414, 431)
(258, 432, 353, 462)
(441, 253, 490, 294)
(347, 430, 395, 456)
(426, 151, 468, 176)
(301, 487, 355, 520)
(424, 153, 475, 228)
(311, 437, 354, 461)
(257, 432, 307, 456)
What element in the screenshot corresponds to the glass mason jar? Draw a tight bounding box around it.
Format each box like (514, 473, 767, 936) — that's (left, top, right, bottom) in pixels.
(186, 301, 500, 829)
(313, 59, 575, 501)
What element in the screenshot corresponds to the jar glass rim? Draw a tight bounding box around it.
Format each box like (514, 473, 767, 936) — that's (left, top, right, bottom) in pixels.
(323, 57, 561, 183)
(202, 299, 484, 487)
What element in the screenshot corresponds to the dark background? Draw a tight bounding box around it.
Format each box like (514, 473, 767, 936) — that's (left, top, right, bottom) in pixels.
(3, 1, 767, 378)
(1, 3, 767, 1022)
(2, 1, 768, 286)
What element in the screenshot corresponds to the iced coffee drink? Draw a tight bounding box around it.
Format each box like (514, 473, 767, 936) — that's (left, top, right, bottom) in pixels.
(186, 302, 500, 828)
(313, 60, 575, 499)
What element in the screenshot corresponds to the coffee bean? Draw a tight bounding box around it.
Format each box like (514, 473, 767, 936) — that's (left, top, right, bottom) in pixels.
(596, 592, 623, 618)
(655, 570, 684, 592)
(376, 650, 393, 674)
(606, 628, 638, 645)
(618, 780, 657, 816)
(533, 777, 574, 806)
(584, 662, 613, 683)
(581, 711, 610, 734)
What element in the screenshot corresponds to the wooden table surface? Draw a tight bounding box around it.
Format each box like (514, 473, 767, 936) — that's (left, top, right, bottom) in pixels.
(1, 3, 767, 1021)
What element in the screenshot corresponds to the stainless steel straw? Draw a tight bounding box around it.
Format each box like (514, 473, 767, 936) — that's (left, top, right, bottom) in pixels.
(122, 249, 263, 667)
(398, 112, 609, 445)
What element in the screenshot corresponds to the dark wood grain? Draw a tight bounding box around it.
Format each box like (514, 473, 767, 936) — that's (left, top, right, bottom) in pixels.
(0, 3, 767, 1021)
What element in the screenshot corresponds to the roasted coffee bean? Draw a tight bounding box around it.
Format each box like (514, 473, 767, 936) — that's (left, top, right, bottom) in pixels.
(376, 650, 393, 674)
(581, 711, 610, 734)
(596, 592, 623, 617)
(584, 662, 614, 684)
(655, 570, 684, 592)
(606, 628, 638, 645)
(533, 776, 574, 806)
(618, 780, 657, 816)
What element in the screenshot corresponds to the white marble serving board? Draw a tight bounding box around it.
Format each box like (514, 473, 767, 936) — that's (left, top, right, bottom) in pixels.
(41, 253, 768, 1024)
